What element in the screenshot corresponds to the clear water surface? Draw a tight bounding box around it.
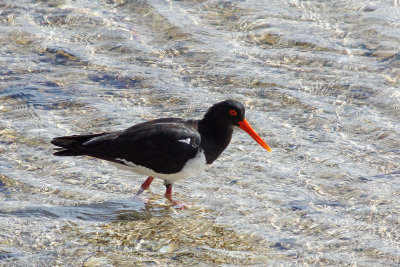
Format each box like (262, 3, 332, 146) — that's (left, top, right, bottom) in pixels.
(0, 0, 399, 265)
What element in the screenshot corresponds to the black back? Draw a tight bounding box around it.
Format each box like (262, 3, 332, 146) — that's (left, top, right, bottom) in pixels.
(51, 100, 247, 173)
(52, 118, 201, 174)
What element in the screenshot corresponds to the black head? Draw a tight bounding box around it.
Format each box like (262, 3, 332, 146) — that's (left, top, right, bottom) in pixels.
(203, 100, 245, 127)
(202, 100, 271, 152)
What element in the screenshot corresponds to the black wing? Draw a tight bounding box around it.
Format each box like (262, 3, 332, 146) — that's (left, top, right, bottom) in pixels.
(52, 118, 201, 174)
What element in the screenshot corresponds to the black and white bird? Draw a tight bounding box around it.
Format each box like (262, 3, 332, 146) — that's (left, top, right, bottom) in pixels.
(51, 100, 271, 206)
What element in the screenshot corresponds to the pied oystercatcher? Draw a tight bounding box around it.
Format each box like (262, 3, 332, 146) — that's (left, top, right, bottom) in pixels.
(51, 100, 271, 206)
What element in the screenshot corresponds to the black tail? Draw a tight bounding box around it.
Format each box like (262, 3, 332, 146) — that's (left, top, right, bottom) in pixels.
(51, 133, 106, 156)
(53, 149, 85, 156)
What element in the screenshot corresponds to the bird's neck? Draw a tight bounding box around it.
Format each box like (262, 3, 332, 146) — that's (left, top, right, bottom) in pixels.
(198, 119, 234, 164)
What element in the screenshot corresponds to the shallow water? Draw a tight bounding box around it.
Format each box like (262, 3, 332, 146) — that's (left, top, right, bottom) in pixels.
(1, 0, 400, 265)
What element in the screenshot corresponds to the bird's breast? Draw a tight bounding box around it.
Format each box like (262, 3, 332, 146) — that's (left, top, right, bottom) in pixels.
(110, 149, 208, 184)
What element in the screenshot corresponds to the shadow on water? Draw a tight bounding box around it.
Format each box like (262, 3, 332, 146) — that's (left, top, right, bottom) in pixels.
(0, 175, 271, 265)
(357, 170, 400, 182)
(0, 197, 171, 222)
(5, 169, 398, 223)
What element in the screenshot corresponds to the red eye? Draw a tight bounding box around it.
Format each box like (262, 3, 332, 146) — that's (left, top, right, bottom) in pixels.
(229, 109, 237, 116)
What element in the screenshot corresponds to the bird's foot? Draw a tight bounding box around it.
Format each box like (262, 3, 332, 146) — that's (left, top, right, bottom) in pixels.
(131, 188, 151, 204)
(164, 183, 193, 209)
(131, 194, 150, 204)
(170, 200, 186, 210)
(131, 176, 154, 204)
(165, 194, 192, 209)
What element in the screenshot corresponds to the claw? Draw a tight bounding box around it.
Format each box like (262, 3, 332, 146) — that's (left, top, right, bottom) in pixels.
(132, 176, 154, 204)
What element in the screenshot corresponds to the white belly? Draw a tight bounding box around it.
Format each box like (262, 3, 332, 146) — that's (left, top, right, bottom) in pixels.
(110, 151, 208, 184)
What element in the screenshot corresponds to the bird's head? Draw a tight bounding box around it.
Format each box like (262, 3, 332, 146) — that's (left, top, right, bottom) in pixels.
(204, 100, 271, 152)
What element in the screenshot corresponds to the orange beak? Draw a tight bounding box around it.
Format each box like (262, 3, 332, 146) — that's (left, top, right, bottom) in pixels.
(238, 118, 271, 152)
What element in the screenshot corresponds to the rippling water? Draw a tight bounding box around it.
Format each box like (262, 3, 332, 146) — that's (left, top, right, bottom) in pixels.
(1, 0, 399, 265)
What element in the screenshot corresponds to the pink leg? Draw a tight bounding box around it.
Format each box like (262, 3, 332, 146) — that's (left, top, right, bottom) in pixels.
(135, 176, 154, 196)
(165, 183, 184, 208)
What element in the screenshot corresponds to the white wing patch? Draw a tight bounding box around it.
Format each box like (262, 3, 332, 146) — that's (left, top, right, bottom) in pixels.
(178, 138, 191, 144)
